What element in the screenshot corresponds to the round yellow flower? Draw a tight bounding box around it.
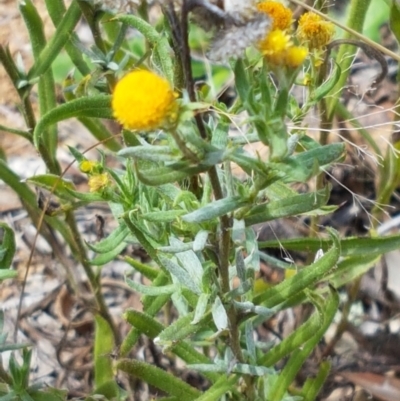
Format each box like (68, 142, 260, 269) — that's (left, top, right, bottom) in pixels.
(88, 173, 110, 192)
(285, 46, 308, 68)
(257, 1, 293, 31)
(259, 29, 292, 65)
(297, 12, 335, 49)
(80, 160, 98, 174)
(112, 70, 177, 131)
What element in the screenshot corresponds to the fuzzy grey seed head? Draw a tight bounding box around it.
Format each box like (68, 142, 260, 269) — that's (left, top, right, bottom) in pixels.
(208, 13, 271, 62)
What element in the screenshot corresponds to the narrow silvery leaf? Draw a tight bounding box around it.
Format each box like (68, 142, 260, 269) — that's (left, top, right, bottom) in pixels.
(193, 230, 209, 252)
(171, 237, 203, 292)
(159, 256, 201, 295)
(232, 218, 246, 244)
(158, 242, 193, 253)
(125, 278, 178, 296)
(182, 196, 248, 223)
(192, 293, 210, 325)
(245, 321, 256, 362)
(118, 145, 178, 163)
(212, 296, 228, 331)
(245, 227, 260, 271)
(232, 364, 275, 376)
(235, 249, 246, 282)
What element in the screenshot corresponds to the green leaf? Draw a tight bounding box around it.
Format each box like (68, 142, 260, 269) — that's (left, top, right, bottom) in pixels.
(90, 241, 126, 266)
(254, 230, 340, 306)
(259, 233, 400, 258)
(234, 59, 249, 102)
(27, 174, 76, 201)
(28, 0, 82, 79)
(125, 278, 178, 296)
(276, 143, 346, 183)
(0, 223, 16, 270)
(119, 273, 171, 357)
(94, 315, 115, 390)
(182, 196, 248, 223)
(390, 0, 400, 45)
(142, 209, 186, 223)
(33, 95, 113, 149)
(114, 15, 174, 83)
(310, 63, 341, 105)
(301, 360, 331, 401)
(244, 187, 330, 226)
(328, 254, 379, 288)
(156, 311, 212, 346)
(124, 309, 219, 381)
(211, 296, 228, 331)
(86, 223, 130, 254)
(117, 359, 201, 400)
(268, 288, 339, 401)
(159, 255, 202, 295)
(136, 151, 224, 186)
(118, 145, 179, 163)
(192, 375, 238, 401)
(0, 270, 17, 281)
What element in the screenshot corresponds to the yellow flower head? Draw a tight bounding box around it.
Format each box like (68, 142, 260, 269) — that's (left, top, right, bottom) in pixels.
(258, 29, 292, 66)
(80, 160, 98, 174)
(297, 12, 335, 49)
(88, 173, 110, 192)
(285, 46, 308, 68)
(257, 1, 293, 31)
(112, 70, 177, 131)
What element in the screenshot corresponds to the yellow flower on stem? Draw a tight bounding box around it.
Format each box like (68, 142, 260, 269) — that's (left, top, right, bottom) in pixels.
(259, 29, 291, 66)
(257, 1, 293, 31)
(285, 46, 308, 68)
(88, 173, 110, 192)
(297, 12, 335, 50)
(79, 160, 98, 174)
(112, 70, 177, 131)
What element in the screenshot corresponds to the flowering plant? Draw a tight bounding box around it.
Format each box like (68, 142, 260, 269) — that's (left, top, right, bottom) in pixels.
(1, 1, 400, 400)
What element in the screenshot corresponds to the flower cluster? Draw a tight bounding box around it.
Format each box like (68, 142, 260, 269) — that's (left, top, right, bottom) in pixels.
(79, 160, 111, 193)
(257, 1, 308, 69)
(297, 11, 335, 50)
(112, 70, 177, 131)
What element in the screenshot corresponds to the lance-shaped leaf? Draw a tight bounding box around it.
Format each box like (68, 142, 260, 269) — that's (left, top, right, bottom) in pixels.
(254, 229, 340, 306)
(192, 375, 239, 401)
(28, 0, 82, 79)
(267, 288, 339, 401)
(182, 196, 249, 223)
(118, 145, 179, 163)
(86, 223, 130, 254)
(159, 255, 202, 295)
(113, 15, 174, 84)
(94, 315, 115, 392)
(155, 311, 212, 346)
(274, 142, 345, 183)
(172, 237, 204, 289)
(211, 296, 228, 331)
(124, 309, 219, 382)
(258, 233, 400, 258)
(33, 95, 113, 149)
(117, 359, 201, 400)
(142, 209, 186, 223)
(90, 241, 127, 266)
(136, 150, 225, 186)
(27, 174, 76, 201)
(126, 279, 178, 296)
(244, 186, 330, 226)
(0, 223, 16, 270)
